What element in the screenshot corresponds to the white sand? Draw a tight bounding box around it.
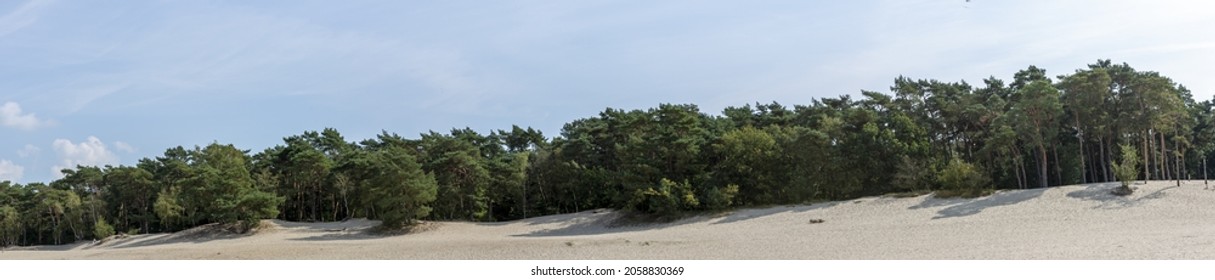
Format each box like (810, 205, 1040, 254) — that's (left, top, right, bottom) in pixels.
(3, 180, 1215, 259)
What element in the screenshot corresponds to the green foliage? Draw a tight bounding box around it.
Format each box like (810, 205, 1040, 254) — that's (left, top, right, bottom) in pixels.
(627, 179, 699, 216)
(702, 184, 739, 210)
(30, 187, 83, 244)
(93, 217, 115, 239)
(153, 187, 184, 229)
(1011, 79, 1063, 188)
(1112, 145, 1141, 188)
(357, 146, 439, 229)
(101, 166, 158, 234)
(715, 126, 778, 204)
(234, 190, 283, 230)
(178, 143, 283, 231)
(424, 135, 491, 221)
(937, 157, 991, 197)
(0, 205, 20, 247)
(133, 143, 286, 233)
(893, 156, 935, 192)
(2, 60, 1209, 246)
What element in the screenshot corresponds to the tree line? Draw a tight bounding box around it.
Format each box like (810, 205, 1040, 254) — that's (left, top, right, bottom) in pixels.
(1, 59, 1209, 247)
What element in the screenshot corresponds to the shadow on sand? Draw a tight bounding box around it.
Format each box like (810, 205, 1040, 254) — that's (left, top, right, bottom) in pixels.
(710, 202, 838, 225)
(908, 196, 966, 210)
(512, 202, 841, 237)
(287, 230, 387, 241)
(105, 219, 388, 247)
(1065, 181, 1178, 209)
(932, 188, 1047, 219)
(511, 210, 704, 237)
(106, 229, 250, 249)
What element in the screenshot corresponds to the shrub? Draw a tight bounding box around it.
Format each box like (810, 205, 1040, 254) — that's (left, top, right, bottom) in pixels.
(893, 156, 935, 192)
(0, 205, 20, 247)
(936, 157, 991, 198)
(627, 178, 699, 215)
(702, 184, 740, 210)
(93, 217, 115, 240)
(1111, 144, 1140, 196)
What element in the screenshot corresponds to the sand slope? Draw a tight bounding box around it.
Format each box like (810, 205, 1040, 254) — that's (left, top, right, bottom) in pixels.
(3, 180, 1215, 259)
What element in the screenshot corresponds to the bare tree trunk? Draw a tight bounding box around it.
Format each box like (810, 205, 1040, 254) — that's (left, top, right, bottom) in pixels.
(1148, 131, 1158, 180)
(295, 182, 302, 221)
(312, 183, 319, 222)
(1143, 133, 1151, 183)
(1020, 155, 1028, 189)
(523, 180, 529, 219)
(1091, 143, 1103, 183)
(1179, 137, 1185, 180)
(1011, 147, 1024, 190)
(1078, 130, 1087, 184)
(572, 188, 580, 213)
(1101, 136, 1112, 182)
(1038, 143, 1049, 188)
(1015, 158, 1025, 189)
(1160, 132, 1169, 181)
(1175, 136, 1182, 186)
(1011, 145, 1025, 189)
(50, 207, 60, 245)
(1053, 144, 1063, 185)
(343, 195, 351, 220)
(1093, 148, 1103, 183)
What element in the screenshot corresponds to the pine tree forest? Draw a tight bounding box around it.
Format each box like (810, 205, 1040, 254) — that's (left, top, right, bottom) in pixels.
(2, 60, 1210, 247)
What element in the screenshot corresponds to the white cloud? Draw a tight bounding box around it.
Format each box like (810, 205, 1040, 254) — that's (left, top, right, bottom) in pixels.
(0, 159, 23, 182)
(16, 144, 40, 158)
(51, 136, 118, 178)
(113, 141, 135, 153)
(1, 102, 52, 130)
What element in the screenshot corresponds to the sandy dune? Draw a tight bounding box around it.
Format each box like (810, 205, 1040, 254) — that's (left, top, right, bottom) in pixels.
(3, 180, 1215, 259)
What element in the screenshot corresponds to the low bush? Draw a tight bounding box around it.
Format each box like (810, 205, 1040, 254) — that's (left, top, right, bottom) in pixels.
(933, 157, 992, 198)
(93, 217, 115, 240)
(627, 179, 699, 216)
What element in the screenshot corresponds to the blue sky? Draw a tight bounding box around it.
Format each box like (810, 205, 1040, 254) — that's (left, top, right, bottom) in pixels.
(2, 0, 1214, 183)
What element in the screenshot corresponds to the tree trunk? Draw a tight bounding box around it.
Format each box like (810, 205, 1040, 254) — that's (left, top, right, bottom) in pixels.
(1143, 133, 1150, 183)
(343, 195, 351, 220)
(294, 182, 302, 221)
(312, 181, 319, 222)
(50, 207, 61, 245)
(1018, 153, 1028, 189)
(1176, 136, 1184, 180)
(1160, 132, 1169, 181)
(523, 180, 529, 219)
(1175, 136, 1182, 186)
(1148, 131, 1157, 180)
(1078, 128, 1087, 184)
(1053, 144, 1063, 185)
(1091, 142, 1103, 182)
(1101, 136, 1112, 182)
(1038, 143, 1049, 188)
(1008, 146, 1020, 189)
(1009, 145, 1023, 190)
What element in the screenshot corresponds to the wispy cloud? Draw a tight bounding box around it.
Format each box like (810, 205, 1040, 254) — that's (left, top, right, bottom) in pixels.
(0, 0, 55, 37)
(16, 144, 40, 158)
(113, 141, 135, 153)
(22, 4, 512, 115)
(51, 136, 118, 178)
(0, 159, 23, 182)
(0, 102, 53, 130)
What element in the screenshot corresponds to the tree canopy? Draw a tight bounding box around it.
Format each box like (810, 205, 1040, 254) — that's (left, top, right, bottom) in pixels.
(0, 59, 1206, 246)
